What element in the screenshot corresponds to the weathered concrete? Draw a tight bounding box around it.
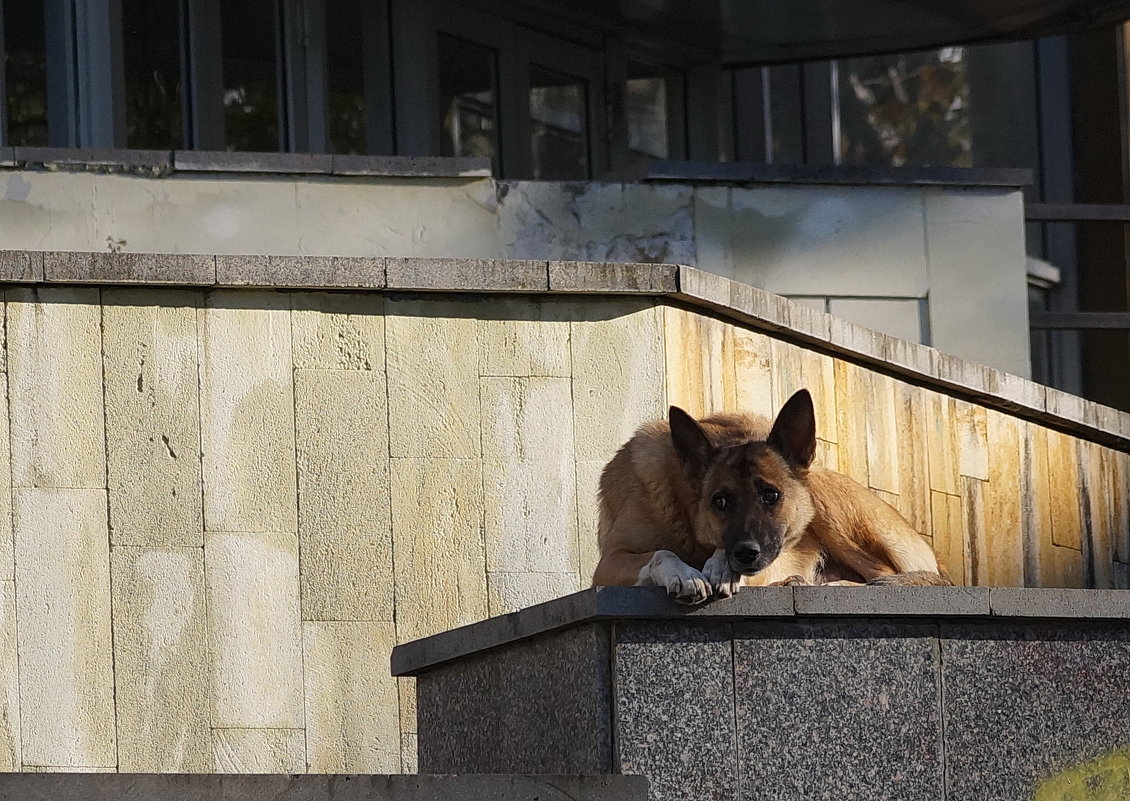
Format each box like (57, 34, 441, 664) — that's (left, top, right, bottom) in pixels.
(211, 727, 305, 773)
(110, 546, 211, 771)
(295, 370, 393, 621)
(14, 489, 115, 768)
(390, 458, 487, 643)
(481, 377, 578, 575)
(199, 291, 297, 533)
(0, 582, 19, 770)
(205, 531, 303, 729)
(303, 622, 400, 772)
(103, 290, 204, 546)
(7, 288, 106, 489)
(386, 298, 482, 459)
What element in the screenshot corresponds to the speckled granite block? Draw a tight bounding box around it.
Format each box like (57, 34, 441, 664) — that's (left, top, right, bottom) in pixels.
(614, 622, 738, 801)
(733, 620, 943, 801)
(941, 622, 1130, 801)
(417, 624, 613, 775)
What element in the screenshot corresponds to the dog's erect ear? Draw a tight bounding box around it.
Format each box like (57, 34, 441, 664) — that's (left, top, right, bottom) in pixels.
(767, 389, 816, 470)
(669, 406, 714, 481)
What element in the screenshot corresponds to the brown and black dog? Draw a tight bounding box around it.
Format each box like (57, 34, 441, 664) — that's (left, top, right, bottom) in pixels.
(592, 389, 949, 603)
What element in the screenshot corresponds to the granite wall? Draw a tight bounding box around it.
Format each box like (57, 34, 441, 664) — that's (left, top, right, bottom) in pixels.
(0, 254, 1120, 775)
(405, 587, 1130, 801)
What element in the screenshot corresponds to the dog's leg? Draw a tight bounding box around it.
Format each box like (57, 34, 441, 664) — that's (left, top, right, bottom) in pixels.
(640, 550, 713, 605)
(701, 548, 741, 598)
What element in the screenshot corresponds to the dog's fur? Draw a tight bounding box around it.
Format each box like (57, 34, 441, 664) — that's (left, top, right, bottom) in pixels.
(592, 389, 950, 603)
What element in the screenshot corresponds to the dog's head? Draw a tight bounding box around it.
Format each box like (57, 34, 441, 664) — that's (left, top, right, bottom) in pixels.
(669, 389, 818, 576)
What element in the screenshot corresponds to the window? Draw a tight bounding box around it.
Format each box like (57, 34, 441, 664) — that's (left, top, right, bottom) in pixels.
(528, 64, 588, 179)
(3, 0, 48, 146)
(437, 33, 499, 170)
(326, 0, 366, 154)
(221, 0, 280, 151)
(835, 49, 971, 167)
(626, 60, 685, 160)
(123, 0, 184, 149)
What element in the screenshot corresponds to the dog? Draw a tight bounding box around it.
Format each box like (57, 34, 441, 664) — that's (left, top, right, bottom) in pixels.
(591, 389, 950, 603)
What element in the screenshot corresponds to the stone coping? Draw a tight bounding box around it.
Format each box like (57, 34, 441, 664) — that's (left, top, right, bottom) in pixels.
(0, 251, 1123, 449)
(0, 147, 491, 178)
(0, 773, 648, 800)
(390, 586, 1130, 676)
(612, 159, 1033, 188)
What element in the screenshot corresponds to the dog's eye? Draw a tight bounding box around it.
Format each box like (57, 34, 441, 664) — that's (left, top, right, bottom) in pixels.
(711, 493, 728, 511)
(761, 488, 781, 506)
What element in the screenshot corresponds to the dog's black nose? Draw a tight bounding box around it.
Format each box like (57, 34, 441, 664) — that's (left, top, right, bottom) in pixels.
(732, 542, 761, 566)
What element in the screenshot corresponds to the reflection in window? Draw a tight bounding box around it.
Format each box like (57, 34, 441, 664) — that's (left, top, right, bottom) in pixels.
(221, 0, 280, 151)
(626, 60, 675, 159)
(529, 65, 588, 179)
(3, 0, 48, 146)
(123, 0, 184, 149)
(438, 34, 498, 171)
(327, 1, 365, 154)
(836, 48, 971, 167)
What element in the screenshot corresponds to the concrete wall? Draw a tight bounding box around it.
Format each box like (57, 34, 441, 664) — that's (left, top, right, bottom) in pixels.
(0, 169, 1030, 376)
(0, 258, 1119, 774)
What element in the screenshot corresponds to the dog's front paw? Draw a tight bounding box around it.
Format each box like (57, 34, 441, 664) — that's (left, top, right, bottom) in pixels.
(645, 550, 713, 604)
(666, 568, 712, 604)
(702, 548, 741, 598)
(769, 574, 809, 587)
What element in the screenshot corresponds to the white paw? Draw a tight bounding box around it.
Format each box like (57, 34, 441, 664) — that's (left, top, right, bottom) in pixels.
(647, 551, 712, 605)
(702, 548, 741, 598)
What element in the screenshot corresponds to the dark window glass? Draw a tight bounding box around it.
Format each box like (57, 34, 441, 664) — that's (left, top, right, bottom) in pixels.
(327, 0, 365, 154)
(529, 64, 588, 179)
(221, 0, 280, 151)
(767, 65, 803, 164)
(438, 34, 499, 171)
(835, 48, 972, 167)
(122, 0, 184, 149)
(3, 0, 48, 146)
(626, 60, 679, 160)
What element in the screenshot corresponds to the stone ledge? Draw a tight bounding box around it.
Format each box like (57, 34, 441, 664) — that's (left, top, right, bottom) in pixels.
(794, 585, 990, 616)
(615, 159, 1034, 188)
(216, 255, 384, 288)
(0, 251, 43, 282)
(10, 147, 173, 175)
(391, 586, 796, 677)
(0, 774, 648, 801)
(549, 261, 677, 293)
(386, 258, 547, 292)
(395, 585, 1130, 676)
(44, 251, 215, 285)
(4, 150, 491, 179)
(988, 588, 1130, 618)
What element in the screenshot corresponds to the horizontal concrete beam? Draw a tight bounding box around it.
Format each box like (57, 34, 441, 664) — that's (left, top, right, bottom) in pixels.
(391, 585, 1130, 676)
(0, 774, 647, 801)
(3, 149, 490, 179)
(0, 251, 1125, 450)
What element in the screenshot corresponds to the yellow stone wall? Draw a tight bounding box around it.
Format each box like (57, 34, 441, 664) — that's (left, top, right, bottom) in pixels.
(0, 287, 1123, 774)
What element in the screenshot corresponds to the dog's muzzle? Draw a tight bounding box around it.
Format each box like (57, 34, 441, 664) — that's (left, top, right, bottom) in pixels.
(728, 541, 767, 575)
